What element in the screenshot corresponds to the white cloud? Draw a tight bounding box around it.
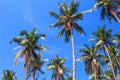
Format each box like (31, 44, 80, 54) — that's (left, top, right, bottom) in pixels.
(23, 6, 36, 26)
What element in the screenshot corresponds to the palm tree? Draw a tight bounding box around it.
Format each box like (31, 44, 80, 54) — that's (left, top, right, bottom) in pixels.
(47, 55, 70, 80)
(90, 69, 113, 80)
(109, 45, 120, 76)
(11, 28, 48, 80)
(29, 53, 48, 80)
(78, 44, 103, 80)
(102, 70, 113, 80)
(90, 25, 116, 80)
(82, 0, 120, 23)
(49, 1, 85, 80)
(2, 70, 18, 80)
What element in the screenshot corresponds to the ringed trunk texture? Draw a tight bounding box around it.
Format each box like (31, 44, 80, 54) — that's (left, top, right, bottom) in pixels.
(70, 29, 76, 80)
(103, 44, 116, 80)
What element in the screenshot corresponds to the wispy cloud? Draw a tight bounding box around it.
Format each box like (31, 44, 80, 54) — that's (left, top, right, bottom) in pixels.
(23, 6, 36, 26)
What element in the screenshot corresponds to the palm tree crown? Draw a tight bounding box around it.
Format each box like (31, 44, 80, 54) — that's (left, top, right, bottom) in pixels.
(29, 53, 48, 80)
(49, 1, 85, 42)
(11, 28, 48, 80)
(47, 55, 70, 80)
(2, 70, 18, 80)
(82, 0, 120, 23)
(91, 25, 113, 47)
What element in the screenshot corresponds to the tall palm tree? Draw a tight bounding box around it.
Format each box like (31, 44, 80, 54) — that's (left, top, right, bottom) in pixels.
(82, 0, 120, 23)
(90, 69, 113, 80)
(49, 1, 85, 80)
(90, 25, 116, 80)
(109, 45, 120, 76)
(78, 44, 103, 80)
(47, 55, 70, 80)
(11, 28, 48, 80)
(29, 53, 48, 80)
(2, 70, 18, 80)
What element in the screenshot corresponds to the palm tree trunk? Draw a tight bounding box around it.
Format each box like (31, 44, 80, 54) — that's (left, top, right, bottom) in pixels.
(32, 70, 36, 80)
(25, 65, 29, 80)
(109, 9, 120, 23)
(70, 29, 76, 80)
(103, 44, 116, 80)
(25, 50, 29, 80)
(113, 14, 120, 23)
(56, 74, 59, 80)
(92, 59, 97, 80)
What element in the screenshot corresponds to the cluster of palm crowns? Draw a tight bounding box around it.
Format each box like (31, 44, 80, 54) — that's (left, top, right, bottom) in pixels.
(1, 0, 120, 80)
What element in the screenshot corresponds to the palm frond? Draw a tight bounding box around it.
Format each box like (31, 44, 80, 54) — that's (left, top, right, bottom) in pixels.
(19, 30, 30, 37)
(77, 56, 90, 62)
(35, 45, 48, 51)
(57, 27, 65, 39)
(47, 65, 55, 70)
(36, 34, 46, 40)
(81, 1, 103, 14)
(31, 27, 37, 37)
(11, 36, 24, 44)
(60, 58, 66, 64)
(38, 68, 45, 74)
(57, 2, 68, 15)
(73, 23, 85, 35)
(72, 12, 83, 21)
(65, 30, 71, 43)
(49, 11, 60, 19)
(20, 39, 28, 45)
(95, 40, 103, 47)
(50, 21, 65, 28)
(68, 1, 80, 15)
(14, 49, 25, 65)
(100, 7, 106, 21)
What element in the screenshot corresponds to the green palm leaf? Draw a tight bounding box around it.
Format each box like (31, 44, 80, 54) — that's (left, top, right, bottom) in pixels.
(14, 49, 25, 64)
(49, 11, 60, 19)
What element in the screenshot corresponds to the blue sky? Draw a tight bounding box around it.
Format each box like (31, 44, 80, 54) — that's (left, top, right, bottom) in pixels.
(0, 0, 119, 80)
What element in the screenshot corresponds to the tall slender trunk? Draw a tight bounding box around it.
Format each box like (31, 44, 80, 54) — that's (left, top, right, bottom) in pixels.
(103, 44, 116, 80)
(32, 70, 36, 80)
(92, 59, 97, 80)
(25, 50, 29, 80)
(56, 74, 59, 80)
(109, 9, 120, 23)
(70, 29, 76, 80)
(113, 14, 120, 23)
